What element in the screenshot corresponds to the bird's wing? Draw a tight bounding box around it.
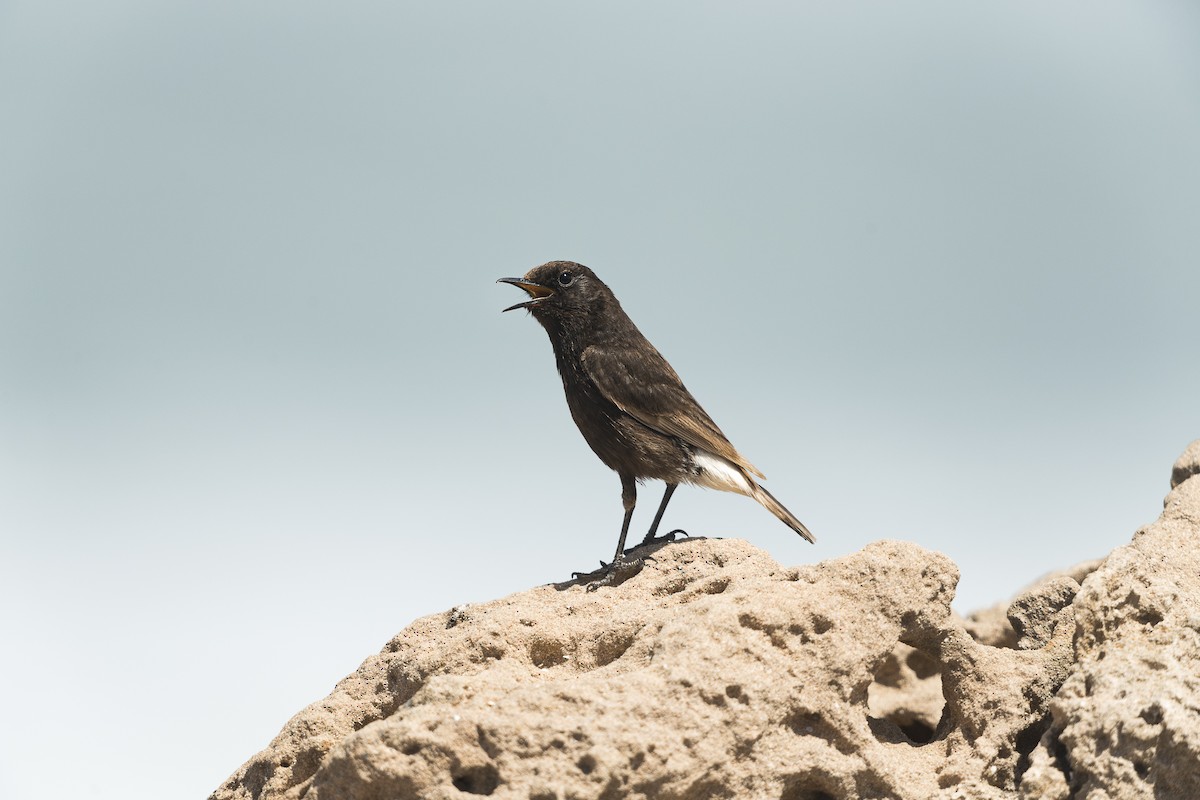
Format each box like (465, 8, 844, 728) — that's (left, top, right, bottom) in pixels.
(581, 344, 766, 479)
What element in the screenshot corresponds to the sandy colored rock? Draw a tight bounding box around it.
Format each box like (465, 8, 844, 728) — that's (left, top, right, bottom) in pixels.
(212, 441, 1200, 800)
(210, 541, 1066, 800)
(1020, 442, 1200, 800)
(866, 639, 946, 751)
(1171, 438, 1200, 488)
(1007, 575, 1079, 651)
(962, 559, 1103, 651)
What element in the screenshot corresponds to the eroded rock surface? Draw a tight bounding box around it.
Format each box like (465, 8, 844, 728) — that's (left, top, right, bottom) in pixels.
(1020, 443, 1200, 800)
(212, 441, 1200, 800)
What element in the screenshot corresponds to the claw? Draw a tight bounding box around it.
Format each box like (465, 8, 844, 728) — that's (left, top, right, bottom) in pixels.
(571, 560, 611, 580)
(637, 527, 686, 548)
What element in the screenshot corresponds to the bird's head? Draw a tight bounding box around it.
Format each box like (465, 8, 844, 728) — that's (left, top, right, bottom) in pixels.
(497, 261, 606, 322)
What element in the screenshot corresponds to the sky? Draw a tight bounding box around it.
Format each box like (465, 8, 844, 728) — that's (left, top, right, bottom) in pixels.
(1, 2, 1198, 798)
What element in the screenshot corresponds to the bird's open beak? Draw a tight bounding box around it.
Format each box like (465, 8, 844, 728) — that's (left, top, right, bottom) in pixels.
(497, 277, 554, 312)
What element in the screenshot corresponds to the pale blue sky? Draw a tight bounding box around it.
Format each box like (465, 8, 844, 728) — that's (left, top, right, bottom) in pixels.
(2, 3, 1198, 799)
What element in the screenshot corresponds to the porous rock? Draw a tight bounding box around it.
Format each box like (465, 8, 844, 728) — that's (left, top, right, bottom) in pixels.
(1007, 575, 1080, 651)
(1020, 442, 1200, 800)
(212, 441, 1200, 800)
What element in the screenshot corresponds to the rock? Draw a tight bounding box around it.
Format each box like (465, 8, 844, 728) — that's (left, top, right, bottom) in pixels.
(212, 441, 1200, 800)
(1020, 442, 1200, 800)
(961, 604, 1020, 650)
(866, 641, 944, 745)
(1171, 438, 1200, 489)
(1007, 575, 1079, 651)
(962, 559, 1104, 652)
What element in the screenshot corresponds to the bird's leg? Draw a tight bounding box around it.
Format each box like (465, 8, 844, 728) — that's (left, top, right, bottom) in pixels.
(610, 473, 638, 562)
(576, 474, 646, 590)
(640, 483, 682, 547)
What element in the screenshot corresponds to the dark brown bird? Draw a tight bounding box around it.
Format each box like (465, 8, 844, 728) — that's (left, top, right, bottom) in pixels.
(499, 261, 814, 574)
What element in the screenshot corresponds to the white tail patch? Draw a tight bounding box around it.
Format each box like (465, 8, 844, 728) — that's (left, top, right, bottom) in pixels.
(690, 449, 754, 496)
(690, 447, 816, 543)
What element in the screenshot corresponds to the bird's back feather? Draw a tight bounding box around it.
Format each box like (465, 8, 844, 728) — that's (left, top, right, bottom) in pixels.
(580, 344, 766, 479)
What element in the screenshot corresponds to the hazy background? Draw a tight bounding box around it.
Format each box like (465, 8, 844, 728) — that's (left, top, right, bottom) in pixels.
(2, 2, 1197, 798)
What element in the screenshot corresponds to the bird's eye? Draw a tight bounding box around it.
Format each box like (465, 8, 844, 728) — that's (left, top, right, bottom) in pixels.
(558, 271, 574, 287)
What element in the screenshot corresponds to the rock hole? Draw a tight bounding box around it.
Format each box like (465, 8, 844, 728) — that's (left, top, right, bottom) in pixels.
(576, 754, 597, 775)
(898, 719, 936, 744)
(1014, 715, 1051, 784)
(451, 764, 499, 795)
(785, 710, 855, 755)
(786, 711, 825, 737)
(529, 637, 566, 668)
(937, 773, 962, 789)
(811, 615, 833, 635)
(401, 742, 421, 756)
(478, 642, 505, 661)
(1136, 607, 1164, 627)
(700, 576, 731, 594)
(867, 642, 945, 746)
(477, 726, 500, 759)
(1047, 728, 1072, 788)
(1140, 705, 1163, 725)
(654, 576, 689, 596)
(1016, 718, 1046, 755)
(1134, 761, 1150, 779)
(779, 769, 840, 800)
(725, 684, 749, 704)
(737, 612, 762, 630)
(905, 647, 940, 679)
(853, 770, 897, 799)
(685, 778, 735, 799)
(594, 629, 636, 667)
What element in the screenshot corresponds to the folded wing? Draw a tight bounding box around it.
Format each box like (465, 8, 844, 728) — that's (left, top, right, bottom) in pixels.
(581, 344, 765, 480)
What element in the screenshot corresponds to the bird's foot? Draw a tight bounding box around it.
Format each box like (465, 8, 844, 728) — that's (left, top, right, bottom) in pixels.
(571, 561, 608, 581)
(637, 528, 687, 549)
(571, 554, 647, 591)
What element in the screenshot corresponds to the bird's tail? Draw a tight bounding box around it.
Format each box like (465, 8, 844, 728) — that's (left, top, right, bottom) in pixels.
(750, 482, 816, 544)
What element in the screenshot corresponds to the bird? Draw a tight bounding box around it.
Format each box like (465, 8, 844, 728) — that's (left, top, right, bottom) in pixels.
(498, 260, 814, 579)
